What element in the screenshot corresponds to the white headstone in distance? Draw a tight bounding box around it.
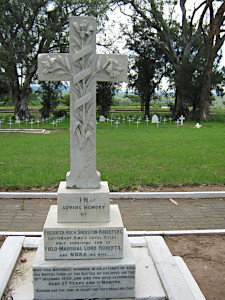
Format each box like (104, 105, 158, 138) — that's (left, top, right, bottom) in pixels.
(115, 119, 120, 128)
(152, 114, 159, 123)
(8, 118, 13, 129)
(29, 119, 35, 129)
(99, 115, 106, 122)
(127, 117, 132, 125)
(135, 120, 141, 128)
(175, 120, 180, 128)
(15, 115, 20, 124)
(163, 117, 167, 125)
(179, 115, 185, 125)
(110, 118, 114, 126)
(195, 122, 202, 128)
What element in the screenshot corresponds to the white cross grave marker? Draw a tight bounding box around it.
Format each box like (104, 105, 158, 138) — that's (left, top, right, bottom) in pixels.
(127, 117, 132, 126)
(179, 115, 185, 126)
(135, 120, 141, 128)
(38, 17, 127, 189)
(29, 119, 35, 129)
(145, 117, 149, 126)
(36, 119, 41, 127)
(175, 120, 180, 128)
(8, 118, 13, 129)
(114, 120, 120, 128)
(163, 117, 167, 125)
(195, 122, 202, 129)
(51, 120, 56, 130)
(169, 117, 172, 123)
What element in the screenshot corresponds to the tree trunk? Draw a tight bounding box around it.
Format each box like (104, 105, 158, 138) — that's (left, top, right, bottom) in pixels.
(144, 97, 150, 118)
(13, 86, 31, 119)
(199, 58, 213, 122)
(199, 71, 211, 121)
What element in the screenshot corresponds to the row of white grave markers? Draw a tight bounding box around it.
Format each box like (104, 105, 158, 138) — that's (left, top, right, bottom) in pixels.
(0, 115, 66, 129)
(97, 114, 186, 128)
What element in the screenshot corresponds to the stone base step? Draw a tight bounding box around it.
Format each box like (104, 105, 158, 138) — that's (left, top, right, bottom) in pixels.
(1, 236, 206, 300)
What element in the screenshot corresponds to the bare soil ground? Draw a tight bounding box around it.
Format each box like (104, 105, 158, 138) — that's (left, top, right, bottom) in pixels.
(165, 234, 225, 300)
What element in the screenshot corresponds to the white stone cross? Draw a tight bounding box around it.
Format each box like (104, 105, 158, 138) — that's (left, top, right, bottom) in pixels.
(163, 117, 167, 125)
(105, 117, 110, 123)
(110, 118, 114, 126)
(8, 118, 13, 129)
(175, 120, 180, 128)
(16, 119, 21, 127)
(122, 115, 126, 123)
(29, 119, 35, 129)
(169, 117, 172, 123)
(36, 119, 41, 127)
(179, 115, 185, 126)
(135, 120, 141, 128)
(145, 117, 149, 126)
(195, 122, 202, 129)
(41, 117, 45, 125)
(127, 117, 132, 126)
(114, 120, 120, 128)
(51, 120, 56, 130)
(38, 16, 127, 189)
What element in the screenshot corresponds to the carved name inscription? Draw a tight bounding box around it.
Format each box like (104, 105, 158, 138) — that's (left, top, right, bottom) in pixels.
(44, 228, 123, 260)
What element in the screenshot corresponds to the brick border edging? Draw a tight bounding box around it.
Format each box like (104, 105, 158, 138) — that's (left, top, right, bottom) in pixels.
(0, 191, 225, 199)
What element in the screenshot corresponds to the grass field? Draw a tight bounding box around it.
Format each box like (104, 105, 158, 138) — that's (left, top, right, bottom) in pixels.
(0, 120, 224, 191)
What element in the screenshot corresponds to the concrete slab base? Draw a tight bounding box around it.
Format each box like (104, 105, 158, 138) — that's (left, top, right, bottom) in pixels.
(1, 236, 206, 300)
(3, 240, 166, 300)
(0, 236, 25, 298)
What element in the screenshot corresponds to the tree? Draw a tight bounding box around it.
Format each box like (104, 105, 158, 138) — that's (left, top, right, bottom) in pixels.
(38, 81, 63, 117)
(126, 20, 168, 118)
(0, 0, 110, 119)
(199, 0, 225, 120)
(115, 0, 225, 120)
(96, 82, 116, 115)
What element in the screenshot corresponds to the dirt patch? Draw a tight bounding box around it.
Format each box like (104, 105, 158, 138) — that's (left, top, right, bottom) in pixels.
(0, 235, 6, 248)
(165, 234, 225, 300)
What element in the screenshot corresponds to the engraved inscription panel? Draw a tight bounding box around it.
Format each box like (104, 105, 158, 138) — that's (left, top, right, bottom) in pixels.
(44, 228, 124, 260)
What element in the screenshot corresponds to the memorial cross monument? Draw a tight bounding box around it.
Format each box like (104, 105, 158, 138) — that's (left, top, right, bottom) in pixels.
(38, 16, 127, 189)
(33, 16, 135, 300)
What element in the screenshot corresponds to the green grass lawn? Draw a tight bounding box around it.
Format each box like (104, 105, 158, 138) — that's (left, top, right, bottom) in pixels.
(0, 121, 224, 191)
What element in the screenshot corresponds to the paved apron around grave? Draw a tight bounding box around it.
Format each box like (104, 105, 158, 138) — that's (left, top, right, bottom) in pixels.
(0, 198, 224, 232)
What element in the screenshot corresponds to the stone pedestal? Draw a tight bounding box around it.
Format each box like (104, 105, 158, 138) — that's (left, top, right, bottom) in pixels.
(57, 181, 110, 223)
(44, 205, 124, 260)
(33, 182, 136, 299)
